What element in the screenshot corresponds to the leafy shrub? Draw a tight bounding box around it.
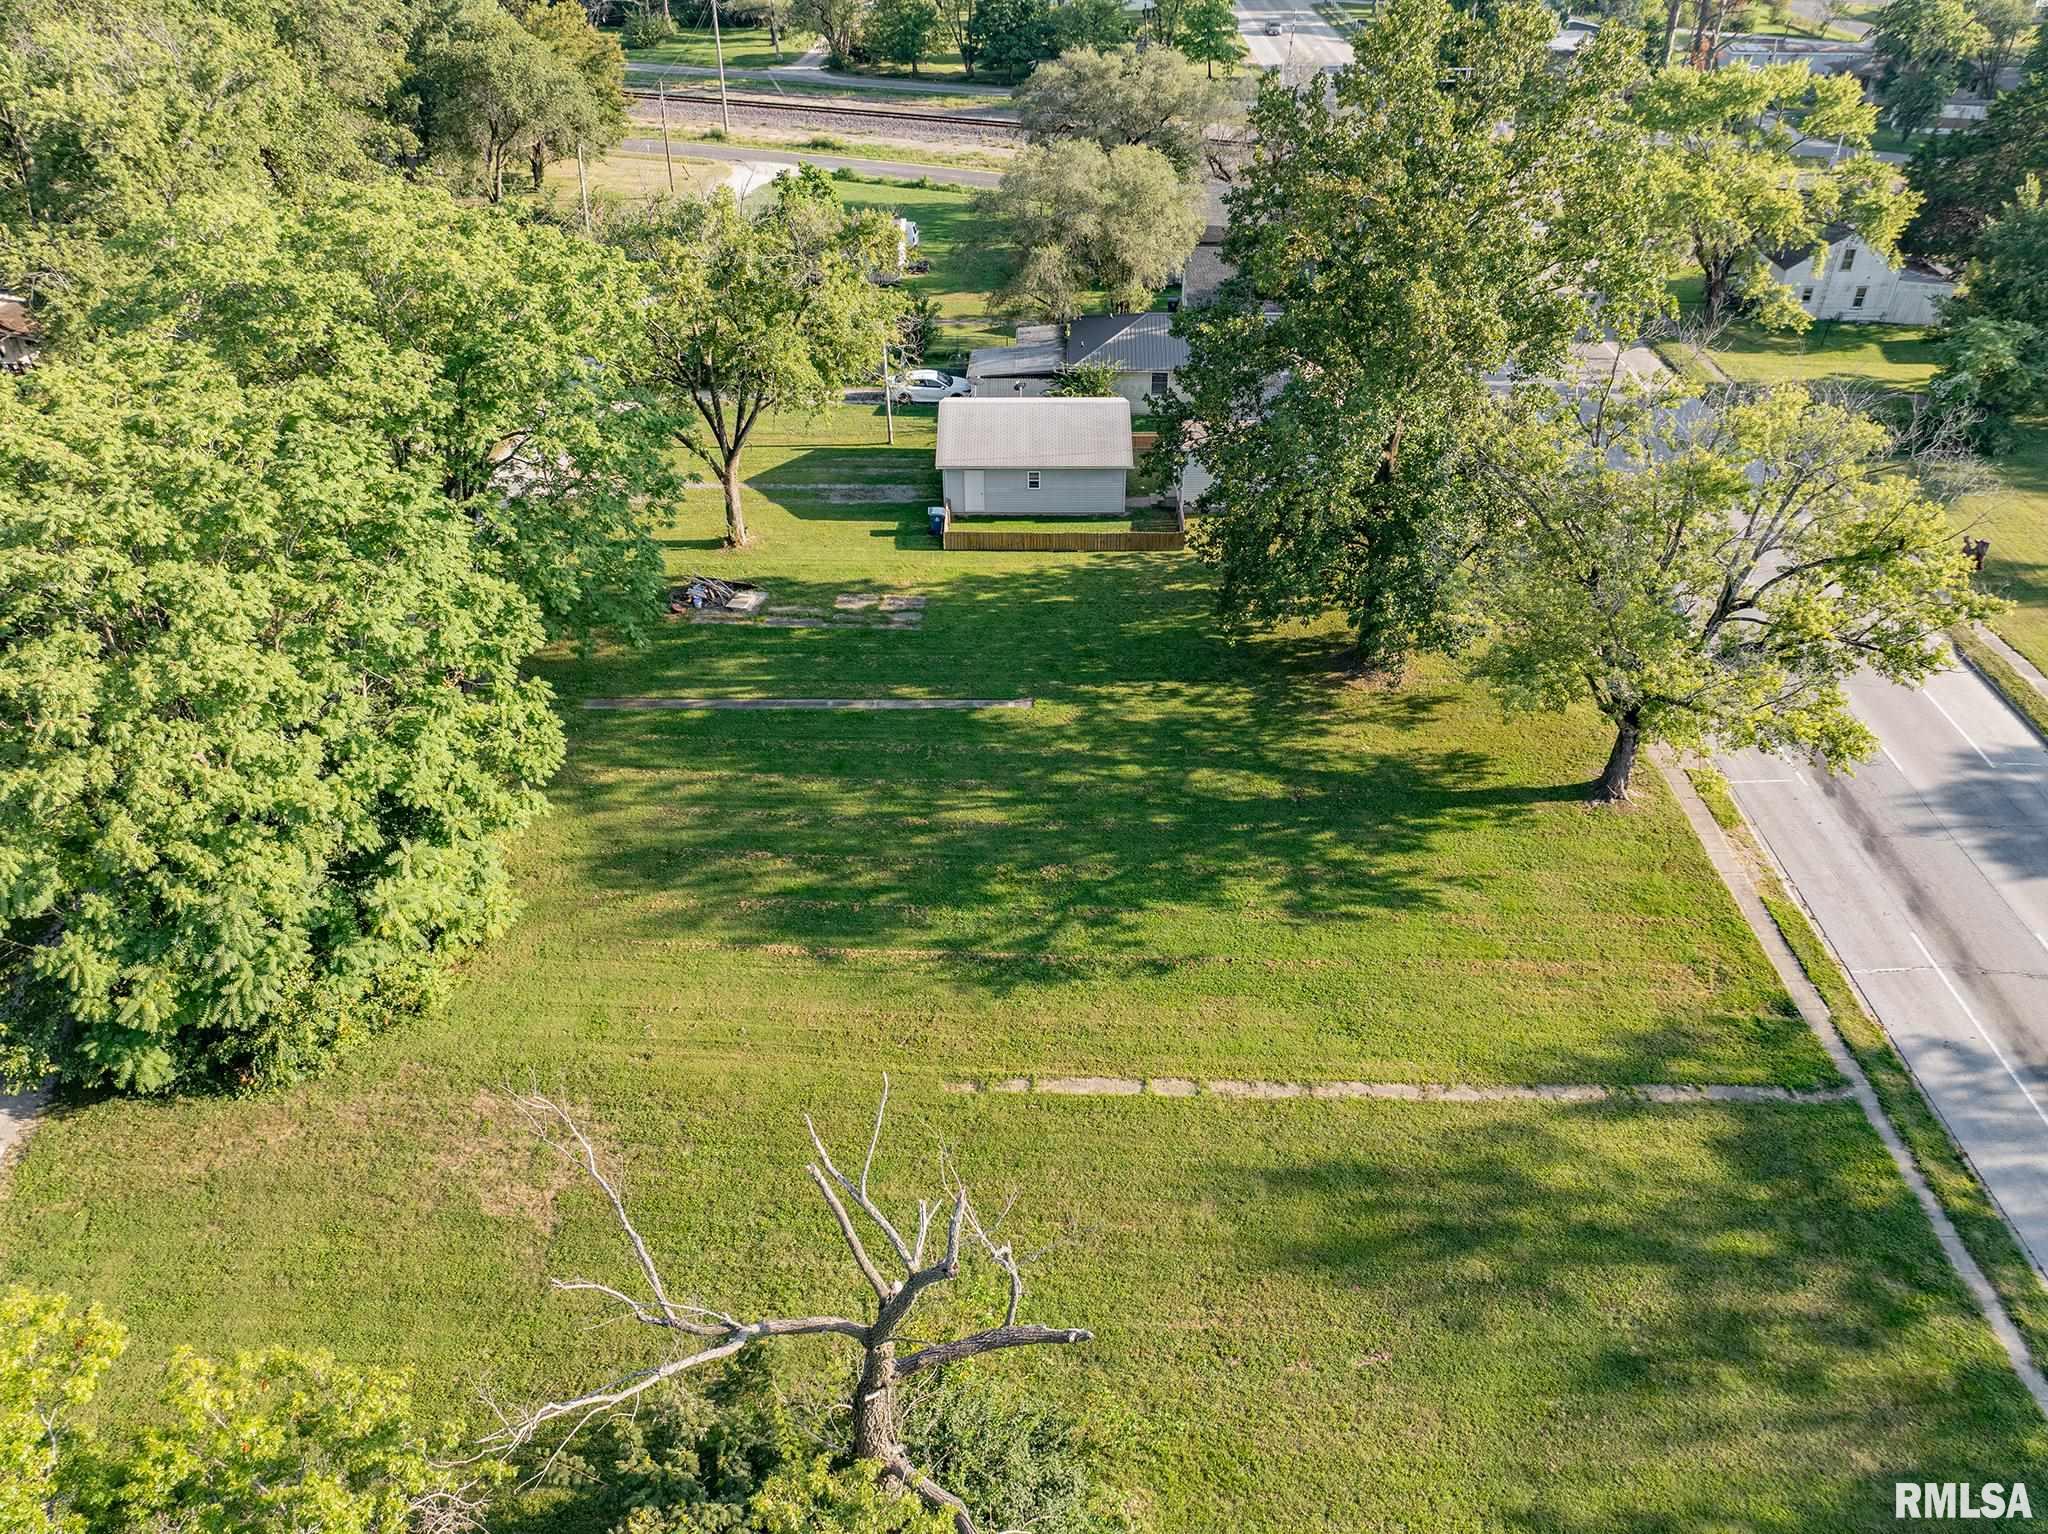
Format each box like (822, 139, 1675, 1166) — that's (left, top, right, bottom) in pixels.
(897, 1370, 1137, 1534)
(621, 12, 679, 47)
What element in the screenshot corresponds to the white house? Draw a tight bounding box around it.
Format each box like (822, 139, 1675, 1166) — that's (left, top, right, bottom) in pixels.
(1764, 224, 1955, 326)
(936, 397, 1133, 518)
(0, 293, 38, 371)
(966, 312, 1190, 408)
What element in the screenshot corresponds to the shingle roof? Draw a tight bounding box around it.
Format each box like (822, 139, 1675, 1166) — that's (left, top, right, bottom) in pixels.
(1065, 312, 1190, 373)
(935, 397, 1134, 470)
(1765, 222, 1857, 273)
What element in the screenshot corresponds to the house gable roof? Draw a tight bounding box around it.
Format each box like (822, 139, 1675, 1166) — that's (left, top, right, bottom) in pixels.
(935, 397, 1134, 470)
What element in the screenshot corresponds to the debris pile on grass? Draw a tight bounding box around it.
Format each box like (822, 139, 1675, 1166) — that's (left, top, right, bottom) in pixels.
(670, 577, 764, 614)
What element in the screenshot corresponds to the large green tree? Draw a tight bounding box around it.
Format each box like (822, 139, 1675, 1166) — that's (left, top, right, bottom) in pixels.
(74, 181, 674, 644)
(617, 170, 904, 547)
(1160, 0, 1667, 672)
(966, 0, 1054, 79)
(1012, 43, 1239, 173)
(866, 0, 941, 71)
(982, 139, 1205, 319)
(0, 340, 565, 1093)
(521, 1, 631, 189)
(406, 0, 618, 201)
(1473, 383, 1995, 800)
(1636, 61, 1913, 326)
(1907, 28, 2048, 260)
(1931, 178, 2048, 444)
(1871, 0, 1988, 142)
(1177, 0, 1246, 76)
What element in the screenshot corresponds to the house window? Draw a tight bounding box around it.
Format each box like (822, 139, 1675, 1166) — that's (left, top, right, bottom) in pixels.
(1026, 471, 1041, 490)
(1149, 371, 1170, 396)
(1853, 286, 1868, 308)
(1840, 245, 1856, 272)
(1801, 287, 1815, 304)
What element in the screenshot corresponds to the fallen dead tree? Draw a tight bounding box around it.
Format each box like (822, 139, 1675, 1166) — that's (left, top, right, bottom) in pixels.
(489, 1080, 1092, 1534)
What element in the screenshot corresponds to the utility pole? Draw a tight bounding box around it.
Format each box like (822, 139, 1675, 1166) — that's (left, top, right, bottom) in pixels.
(881, 334, 895, 445)
(710, 0, 733, 136)
(659, 81, 676, 193)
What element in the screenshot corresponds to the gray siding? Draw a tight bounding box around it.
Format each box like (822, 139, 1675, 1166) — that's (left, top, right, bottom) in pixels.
(943, 465, 1126, 517)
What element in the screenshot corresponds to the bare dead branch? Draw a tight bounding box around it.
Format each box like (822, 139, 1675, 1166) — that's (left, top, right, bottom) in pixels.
(896, 1325, 1096, 1378)
(495, 1083, 1093, 1532)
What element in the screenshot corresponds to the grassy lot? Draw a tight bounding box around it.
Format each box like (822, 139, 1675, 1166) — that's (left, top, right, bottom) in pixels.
(5, 405, 2043, 1527)
(539, 148, 730, 204)
(615, 24, 815, 71)
(619, 25, 981, 82)
(837, 184, 1011, 362)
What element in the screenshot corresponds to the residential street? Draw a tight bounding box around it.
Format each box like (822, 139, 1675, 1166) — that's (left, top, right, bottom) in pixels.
(1235, 0, 1353, 77)
(1722, 661, 2048, 1276)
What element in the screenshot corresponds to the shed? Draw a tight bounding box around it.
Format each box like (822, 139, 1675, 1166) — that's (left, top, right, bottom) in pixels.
(936, 397, 1133, 518)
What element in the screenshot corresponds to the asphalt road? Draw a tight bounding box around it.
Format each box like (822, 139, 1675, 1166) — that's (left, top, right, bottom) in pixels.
(1234, 0, 1352, 77)
(1721, 660, 2048, 1275)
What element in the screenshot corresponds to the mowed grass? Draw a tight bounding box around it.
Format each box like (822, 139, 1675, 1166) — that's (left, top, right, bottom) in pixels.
(5, 405, 2044, 1528)
(836, 184, 1012, 362)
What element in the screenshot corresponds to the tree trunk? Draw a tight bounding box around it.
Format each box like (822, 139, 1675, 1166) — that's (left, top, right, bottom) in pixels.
(1593, 714, 1641, 803)
(720, 454, 750, 547)
(531, 142, 546, 190)
(1660, 0, 1683, 64)
(1699, 258, 1731, 325)
(850, 1339, 898, 1463)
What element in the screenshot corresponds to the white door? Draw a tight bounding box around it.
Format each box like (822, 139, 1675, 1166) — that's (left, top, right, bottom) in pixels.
(964, 470, 985, 514)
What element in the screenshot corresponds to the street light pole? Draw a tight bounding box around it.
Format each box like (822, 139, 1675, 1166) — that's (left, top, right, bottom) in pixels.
(881, 335, 895, 445)
(710, 0, 733, 137)
(659, 80, 676, 192)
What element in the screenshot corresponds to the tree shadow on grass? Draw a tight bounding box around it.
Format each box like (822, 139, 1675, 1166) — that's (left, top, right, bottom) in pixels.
(1216, 1103, 2045, 1531)
(516, 552, 1823, 1083)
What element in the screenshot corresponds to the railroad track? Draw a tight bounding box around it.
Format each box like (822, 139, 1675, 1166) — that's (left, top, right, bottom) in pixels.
(625, 84, 1018, 132)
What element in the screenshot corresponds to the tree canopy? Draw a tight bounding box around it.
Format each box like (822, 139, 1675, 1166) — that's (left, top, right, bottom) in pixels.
(1931, 177, 2048, 446)
(1013, 44, 1241, 173)
(1635, 61, 1912, 326)
(982, 139, 1205, 320)
(1473, 383, 1995, 800)
(1906, 27, 2048, 261)
(0, 338, 567, 1093)
(1160, 0, 1666, 671)
(1871, 0, 1989, 142)
(615, 169, 905, 547)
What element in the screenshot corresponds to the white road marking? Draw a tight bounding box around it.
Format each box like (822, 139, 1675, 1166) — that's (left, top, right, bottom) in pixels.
(1910, 929, 2048, 1132)
(1796, 770, 1814, 790)
(1880, 744, 1903, 771)
(1924, 688, 1995, 769)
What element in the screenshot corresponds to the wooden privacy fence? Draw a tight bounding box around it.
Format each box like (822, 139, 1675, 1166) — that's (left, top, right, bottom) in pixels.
(943, 527, 1186, 553)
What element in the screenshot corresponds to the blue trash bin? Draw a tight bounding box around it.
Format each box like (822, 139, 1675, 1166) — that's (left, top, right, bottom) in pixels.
(928, 506, 946, 540)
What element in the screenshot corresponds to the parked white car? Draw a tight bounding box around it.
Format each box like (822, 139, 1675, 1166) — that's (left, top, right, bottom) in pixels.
(891, 370, 972, 405)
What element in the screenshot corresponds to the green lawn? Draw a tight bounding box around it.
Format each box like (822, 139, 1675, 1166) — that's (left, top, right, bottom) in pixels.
(1958, 425, 2048, 672)
(617, 24, 816, 71)
(836, 183, 1012, 363)
(539, 148, 729, 205)
(1689, 318, 1943, 391)
(5, 405, 2043, 1528)
(620, 25, 982, 82)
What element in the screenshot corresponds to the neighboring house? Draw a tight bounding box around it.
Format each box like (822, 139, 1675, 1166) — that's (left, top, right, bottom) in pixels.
(0, 294, 38, 371)
(936, 396, 1133, 518)
(967, 312, 1190, 407)
(1764, 224, 1954, 326)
